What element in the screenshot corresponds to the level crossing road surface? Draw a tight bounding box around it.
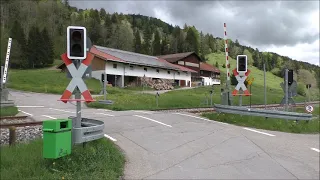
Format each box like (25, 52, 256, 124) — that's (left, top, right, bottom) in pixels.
(9, 90, 320, 179)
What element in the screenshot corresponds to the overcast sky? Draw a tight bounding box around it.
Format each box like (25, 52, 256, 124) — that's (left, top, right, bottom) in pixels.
(70, 0, 320, 66)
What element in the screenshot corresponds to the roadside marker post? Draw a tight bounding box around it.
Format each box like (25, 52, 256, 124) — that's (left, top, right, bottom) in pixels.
(0, 38, 14, 107)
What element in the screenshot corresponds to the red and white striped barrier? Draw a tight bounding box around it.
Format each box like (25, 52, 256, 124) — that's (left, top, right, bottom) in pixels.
(224, 23, 230, 81)
(232, 68, 251, 96)
(60, 52, 94, 103)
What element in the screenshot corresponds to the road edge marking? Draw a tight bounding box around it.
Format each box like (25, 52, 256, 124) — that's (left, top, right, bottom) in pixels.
(133, 115, 172, 127)
(96, 113, 114, 117)
(97, 109, 112, 112)
(243, 127, 276, 137)
(133, 110, 152, 114)
(49, 108, 73, 113)
(104, 134, 117, 141)
(17, 106, 45, 108)
(310, 148, 320, 153)
(173, 112, 228, 125)
(18, 110, 33, 116)
(42, 115, 57, 119)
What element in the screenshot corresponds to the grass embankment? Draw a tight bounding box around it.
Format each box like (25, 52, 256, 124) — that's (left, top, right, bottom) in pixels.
(0, 138, 125, 180)
(206, 52, 320, 100)
(0, 106, 19, 117)
(7, 69, 102, 94)
(202, 106, 320, 134)
(87, 84, 306, 111)
(6, 61, 315, 111)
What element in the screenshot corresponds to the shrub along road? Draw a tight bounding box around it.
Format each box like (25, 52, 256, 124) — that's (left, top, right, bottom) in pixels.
(6, 90, 320, 179)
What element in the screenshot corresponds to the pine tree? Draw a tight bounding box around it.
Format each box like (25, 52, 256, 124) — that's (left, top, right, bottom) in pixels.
(27, 26, 38, 68)
(142, 26, 152, 55)
(111, 13, 119, 24)
(215, 61, 219, 68)
(134, 30, 142, 53)
(185, 28, 199, 53)
(10, 20, 27, 68)
(153, 29, 161, 56)
(161, 35, 170, 55)
(41, 27, 54, 65)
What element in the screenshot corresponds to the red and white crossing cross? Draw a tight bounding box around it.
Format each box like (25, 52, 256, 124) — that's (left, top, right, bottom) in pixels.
(60, 52, 94, 103)
(232, 68, 251, 96)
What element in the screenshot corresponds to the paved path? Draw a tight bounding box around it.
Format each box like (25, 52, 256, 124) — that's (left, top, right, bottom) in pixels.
(8, 90, 320, 179)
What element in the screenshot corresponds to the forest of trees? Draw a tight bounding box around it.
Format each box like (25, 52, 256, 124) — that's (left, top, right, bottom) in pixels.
(0, 0, 319, 88)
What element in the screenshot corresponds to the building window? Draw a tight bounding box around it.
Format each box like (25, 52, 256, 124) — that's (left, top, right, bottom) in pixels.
(200, 71, 203, 74)
(130, 65, 134, 70)
(113, 64, 117, 69)
(144, 68, 147, 72)
(156, 69, 159, 73)
(168, 71, 170, 74)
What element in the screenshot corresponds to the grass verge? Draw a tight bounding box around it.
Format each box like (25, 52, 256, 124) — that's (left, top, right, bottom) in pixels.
(87, 84, 307, 111)
(201, 106, 320, 134)
(0, 106, 19, 117)
(0, 138, 125, 180)
(6, 69, 102, 94)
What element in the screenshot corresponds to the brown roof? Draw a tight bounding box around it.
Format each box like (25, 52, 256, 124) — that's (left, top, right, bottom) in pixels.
(200, 62, 220, 73)
(157, 58, 197, 73)
(56, 45, 196, 73)
(158, 52, 195, 63)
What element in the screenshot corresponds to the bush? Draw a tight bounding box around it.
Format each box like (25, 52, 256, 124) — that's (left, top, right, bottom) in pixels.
(222, 63, 226, 68)
(297, 83, 306, 96)
(271, 68, 281, 77)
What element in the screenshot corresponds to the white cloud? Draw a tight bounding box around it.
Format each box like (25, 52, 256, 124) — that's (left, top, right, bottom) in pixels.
(263, 39, 319, 66)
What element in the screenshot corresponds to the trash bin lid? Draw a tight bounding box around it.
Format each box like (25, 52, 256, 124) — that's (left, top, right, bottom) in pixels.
(43, 119, 72, 132)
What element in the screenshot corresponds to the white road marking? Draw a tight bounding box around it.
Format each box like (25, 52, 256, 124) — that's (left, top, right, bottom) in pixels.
(133, 115, 172, 127)
(17, 106, 44, 108)
(310, 148, 320, 153)
(243, 127, 276, 137)
(49, 108, 73, 113)
(96, 113, 114, 117)
(18, 110, 33, 116)
(104, 134, 117, 141)
(133, 110, 152, 114)
(97, 109, 112, 112)
(42, 115, 57, 119)
(173, 113, 228, 125)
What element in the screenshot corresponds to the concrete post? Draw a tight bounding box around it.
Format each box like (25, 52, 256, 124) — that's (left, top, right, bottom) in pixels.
(285, 69, 289, 111)
(121, 75, 124, 87)
(264, 63, 267, 109)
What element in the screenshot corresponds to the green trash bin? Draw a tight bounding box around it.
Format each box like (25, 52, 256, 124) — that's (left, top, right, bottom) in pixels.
(43, 119, 72, 159)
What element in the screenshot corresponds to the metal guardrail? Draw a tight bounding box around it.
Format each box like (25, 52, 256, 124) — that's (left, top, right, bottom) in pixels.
(69, 116, 105, 144)
(214, 104, 313, 121)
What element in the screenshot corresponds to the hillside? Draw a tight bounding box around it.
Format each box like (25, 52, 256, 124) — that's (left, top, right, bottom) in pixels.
(0, 0, 319, 96)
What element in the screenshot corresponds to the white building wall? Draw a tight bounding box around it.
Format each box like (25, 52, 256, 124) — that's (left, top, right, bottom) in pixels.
(201, 76, 221, 86)
(104, 61, 191, 82)
(91, 70, 104, 81)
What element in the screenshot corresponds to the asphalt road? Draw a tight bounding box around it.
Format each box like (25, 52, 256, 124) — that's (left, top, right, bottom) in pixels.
(8, 90, 320, 179)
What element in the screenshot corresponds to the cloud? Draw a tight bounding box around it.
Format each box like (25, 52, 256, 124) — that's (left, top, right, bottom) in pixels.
(69, 0, 319, 66)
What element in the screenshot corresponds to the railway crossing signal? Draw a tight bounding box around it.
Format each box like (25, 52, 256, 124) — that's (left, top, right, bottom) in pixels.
(60, 52, 94, 103)
(232, 55, 251, 96)
(236, 55, 247, 77)
(67, 26, 87, 60)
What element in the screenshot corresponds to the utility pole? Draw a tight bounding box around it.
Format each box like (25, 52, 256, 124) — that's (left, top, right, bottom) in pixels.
(263, 60, 267, 109)
(285, 69, 289, 111)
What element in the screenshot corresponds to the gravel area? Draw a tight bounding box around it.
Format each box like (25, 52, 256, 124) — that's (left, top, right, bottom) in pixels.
(0, 125, 43, 145)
